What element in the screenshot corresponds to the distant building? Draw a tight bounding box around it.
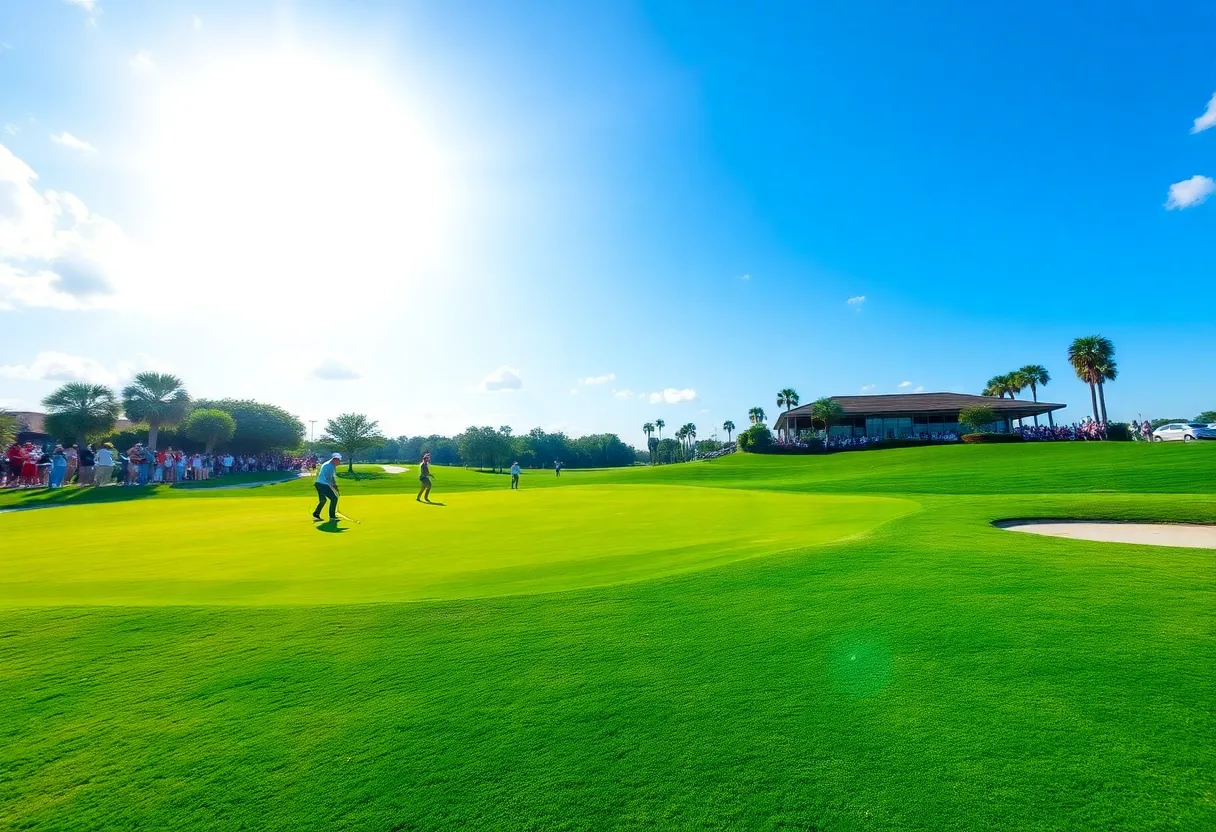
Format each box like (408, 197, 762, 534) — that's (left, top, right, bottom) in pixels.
(772, 392, 1065, 440)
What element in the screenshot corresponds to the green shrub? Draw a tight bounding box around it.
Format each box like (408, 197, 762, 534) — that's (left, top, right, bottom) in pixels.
(961, 433, 1024, 444)
(959, 405, 999, 433)
(1106, 422, 1132, 442)
(737, 424, 773, 453)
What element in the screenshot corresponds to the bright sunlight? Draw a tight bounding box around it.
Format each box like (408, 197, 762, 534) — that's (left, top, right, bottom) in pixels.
(145, 48, 458, 308)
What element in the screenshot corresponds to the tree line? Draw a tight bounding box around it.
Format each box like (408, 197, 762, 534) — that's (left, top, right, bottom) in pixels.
(325, 426, 646, 471)
(5, 378, 650, 472)
(13, 375, 305, 454)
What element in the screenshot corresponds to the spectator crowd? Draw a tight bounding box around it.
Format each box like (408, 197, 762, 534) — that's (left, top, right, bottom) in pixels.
(3, 441, 317, 489)
(1014, 418, 1109, 441)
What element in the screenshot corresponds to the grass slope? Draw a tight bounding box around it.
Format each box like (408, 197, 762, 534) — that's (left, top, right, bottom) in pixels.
(0, 488, 914, 605)
(1, 443, 1214, 831)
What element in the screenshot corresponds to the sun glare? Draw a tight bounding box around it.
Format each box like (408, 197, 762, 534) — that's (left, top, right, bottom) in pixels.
(147, 49, 457, 307)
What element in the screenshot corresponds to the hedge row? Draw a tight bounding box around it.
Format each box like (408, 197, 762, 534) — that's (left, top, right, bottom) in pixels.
(960, 433, 1025, 444)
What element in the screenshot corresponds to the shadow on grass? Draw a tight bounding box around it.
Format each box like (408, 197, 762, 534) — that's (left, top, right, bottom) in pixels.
(1, 484, 159, 510)
(315, 519, 346, 533)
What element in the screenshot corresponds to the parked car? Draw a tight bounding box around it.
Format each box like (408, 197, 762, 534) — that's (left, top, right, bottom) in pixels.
(1152, 423, 1216, 442)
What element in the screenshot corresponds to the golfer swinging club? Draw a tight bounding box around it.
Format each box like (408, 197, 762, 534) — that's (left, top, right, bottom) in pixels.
(313, 452, 341, 521)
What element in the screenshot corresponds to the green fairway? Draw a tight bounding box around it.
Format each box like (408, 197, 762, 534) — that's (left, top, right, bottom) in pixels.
(0, 487, 914, 605)
(2, 444, 1214, 830)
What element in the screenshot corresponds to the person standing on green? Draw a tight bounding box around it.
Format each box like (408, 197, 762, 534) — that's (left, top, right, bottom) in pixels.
(312, 453, 341, 521)
(416, 453, 435, 502)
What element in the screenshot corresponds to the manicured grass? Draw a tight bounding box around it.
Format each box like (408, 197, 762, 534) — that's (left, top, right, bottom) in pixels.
(0, 487, 914, 605)
(1, 443, 1214, 830)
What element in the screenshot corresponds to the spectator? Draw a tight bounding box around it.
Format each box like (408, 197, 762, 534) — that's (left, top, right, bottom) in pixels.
(20, 444, 39, 487)
(64, 444, 78, 485)
(77, 444, 96, 486)
(49, 447, 68, 489)
(93, 443, 115, 487)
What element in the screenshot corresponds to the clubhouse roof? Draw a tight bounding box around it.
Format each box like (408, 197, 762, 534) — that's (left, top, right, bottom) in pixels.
(773, 392, 1065, 438)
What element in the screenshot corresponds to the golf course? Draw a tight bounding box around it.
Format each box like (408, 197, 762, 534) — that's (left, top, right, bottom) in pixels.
(2, 442, 1214, 830)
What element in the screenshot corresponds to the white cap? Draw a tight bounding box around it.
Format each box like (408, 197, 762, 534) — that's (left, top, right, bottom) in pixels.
(331, 452, 342, 460)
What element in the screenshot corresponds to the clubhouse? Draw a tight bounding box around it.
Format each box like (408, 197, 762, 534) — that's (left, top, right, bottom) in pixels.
(772, 392, 1066, 440)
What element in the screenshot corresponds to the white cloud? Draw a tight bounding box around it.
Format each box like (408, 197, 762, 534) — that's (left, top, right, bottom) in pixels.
(129, 51, 155, 73)
(847, 295, 865, 306)
(648, 388, 697, 404)
(581, 372, 615, 385)
(1165, 175, 1215, 210)
(914, 385, 925, 393)
(0, 351, 116, 385)
(64, 0, 97, 11)
(697, 408, 709, 414)
(4, 124, 18, 136)
(191, 15, 203, 30)
(478, 365, 523, 392)
(860, 384, 877, 392)
(568, 388, 578, 396)
(613, 390, 633, 400)
(739, 273, 751, 281)
(50, 132, 96, 153)
(113, 354, 174, 382)
(898, 381, 912, 388)
(1191, 93, 1216, 134)
(311, 358, 361, 381)
(0, 144, 139, 311)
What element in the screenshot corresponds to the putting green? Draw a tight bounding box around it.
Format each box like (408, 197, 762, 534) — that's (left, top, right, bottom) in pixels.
(0, 485, 915, 605)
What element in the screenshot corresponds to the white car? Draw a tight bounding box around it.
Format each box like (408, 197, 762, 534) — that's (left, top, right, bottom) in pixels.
(1152, 423, 1216, 442)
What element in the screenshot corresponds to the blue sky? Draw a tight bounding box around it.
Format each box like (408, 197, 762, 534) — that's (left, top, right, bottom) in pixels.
(1, 0, 1213, 443)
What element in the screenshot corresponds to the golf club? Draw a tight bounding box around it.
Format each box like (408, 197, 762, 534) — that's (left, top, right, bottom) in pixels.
(337, 511, 362, 525)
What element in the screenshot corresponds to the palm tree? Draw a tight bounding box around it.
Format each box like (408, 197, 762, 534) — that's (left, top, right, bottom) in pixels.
(0, 410, 17, 448)
(1017, 365, 1050, 426)
(983, 375, 1007, 398)
(748, 407, 766, 425)
(674, 426, 687, 460)
(810, 397, 844, 440)
(121, 372, 190, 451)
(686, 422, 697, 456)
(1068, 335, 1113, 423)
(1004, 372, 1025, 399)
(776, 388, 799, 440)
(642, 422, 655, 464)
(41, 383, 120, 447)
(655, 419, 665, 443)
(1004, 371, 1029, 427)
(723, 420, 735, 443)
(1095, 356, 1117, 424)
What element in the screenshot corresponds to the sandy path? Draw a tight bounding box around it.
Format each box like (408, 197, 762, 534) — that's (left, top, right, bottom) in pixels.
(996, 520, 1216, 549)
(381, 465, 408, 474)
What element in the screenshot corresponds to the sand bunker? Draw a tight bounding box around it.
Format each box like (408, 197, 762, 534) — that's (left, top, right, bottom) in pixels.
(995, 520, 1216, 549)
(381, 465, 408, 474)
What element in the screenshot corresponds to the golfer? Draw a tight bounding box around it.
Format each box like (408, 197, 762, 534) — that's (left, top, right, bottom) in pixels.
(313, 453, 341, 521)
(417, 453, 434, 502)
(510, 460, 521, 490)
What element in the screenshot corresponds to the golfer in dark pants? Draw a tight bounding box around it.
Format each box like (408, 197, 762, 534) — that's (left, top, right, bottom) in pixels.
(313, 452, 341, 520)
